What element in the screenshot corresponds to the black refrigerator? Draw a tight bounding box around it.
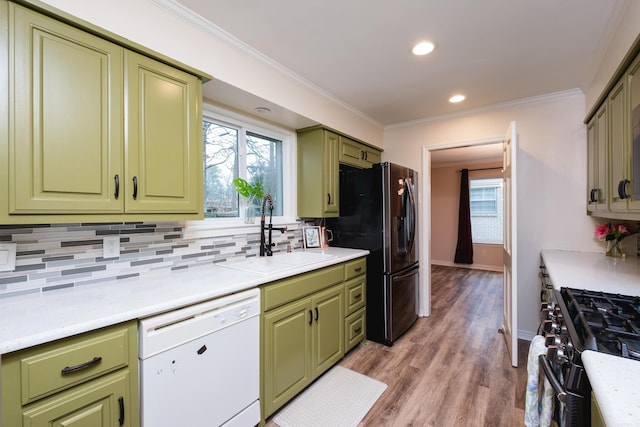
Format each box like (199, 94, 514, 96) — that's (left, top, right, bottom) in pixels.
(327, 162, 419, 346)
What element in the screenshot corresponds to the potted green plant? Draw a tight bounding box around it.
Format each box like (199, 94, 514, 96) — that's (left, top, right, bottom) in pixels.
(233, 178, 264, 223)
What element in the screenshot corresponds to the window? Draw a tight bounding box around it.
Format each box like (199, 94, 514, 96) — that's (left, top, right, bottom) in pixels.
(200, 106, 295, 226)
(470, 178, 503, 244)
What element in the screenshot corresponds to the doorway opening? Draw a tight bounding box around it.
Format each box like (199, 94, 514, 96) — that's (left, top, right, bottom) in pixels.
(418, 137, 503, 318)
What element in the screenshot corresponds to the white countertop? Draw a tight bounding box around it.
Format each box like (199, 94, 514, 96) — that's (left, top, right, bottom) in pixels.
(582, 350, 640, 427)
(0, 247, 368, 354)
(541, 250, 640, 425)
(540, 249, 640, 295)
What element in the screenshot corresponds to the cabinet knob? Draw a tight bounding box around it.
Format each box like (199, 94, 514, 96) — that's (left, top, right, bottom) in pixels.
(589, 188, 597, 203)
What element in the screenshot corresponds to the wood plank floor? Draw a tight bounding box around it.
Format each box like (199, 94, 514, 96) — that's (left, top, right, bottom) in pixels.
(268, 265, 530, 427)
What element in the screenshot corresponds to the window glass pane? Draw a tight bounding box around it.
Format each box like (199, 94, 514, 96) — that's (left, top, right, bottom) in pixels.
(247, 132, 283, 216)
(469, 178, 503, 244)
(203, 121, 238, 218)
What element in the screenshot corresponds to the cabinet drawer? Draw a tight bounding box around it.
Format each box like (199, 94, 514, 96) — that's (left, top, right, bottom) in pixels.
(344, 276, 366, 316)
(262, 265, 344, 311)
(6, 322, 134, 405)
(344, 258, 366, 280)
(345, 307, 366, 351)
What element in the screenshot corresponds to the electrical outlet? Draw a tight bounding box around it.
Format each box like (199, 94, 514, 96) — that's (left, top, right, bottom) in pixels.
(103, 236, 120, 259)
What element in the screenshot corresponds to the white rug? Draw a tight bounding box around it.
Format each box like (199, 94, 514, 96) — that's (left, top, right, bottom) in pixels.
(273, 365, 387, 427)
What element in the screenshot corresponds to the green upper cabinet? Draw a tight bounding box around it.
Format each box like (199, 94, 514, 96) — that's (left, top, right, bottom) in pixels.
(2, 1, 205, 223)
(586, 103, 608, 213)
(626, 53, 640, 211)
(297, 128, 340, 218)
(8, 3, 124, 214)
(338, 135, 382, 169)
(125, 52, 202, 213)
(297, 126, 382, 218)
(608, 78, 628, 211)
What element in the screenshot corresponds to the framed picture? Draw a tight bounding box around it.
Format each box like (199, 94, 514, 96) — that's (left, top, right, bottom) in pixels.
(303, 226, 321, 249)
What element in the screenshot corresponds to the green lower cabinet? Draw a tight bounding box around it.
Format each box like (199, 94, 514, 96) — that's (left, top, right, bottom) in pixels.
(262, 297, 313, 418)
(1, 321, 139, 427)
(311, 285, 344, 377)
(262, 284, 344, 419)
(260, 259, 367, 422)
(22, 370, 131, 427)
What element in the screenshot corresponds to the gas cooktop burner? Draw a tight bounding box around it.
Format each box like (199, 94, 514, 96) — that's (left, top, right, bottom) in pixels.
(561, 287, 640, 360)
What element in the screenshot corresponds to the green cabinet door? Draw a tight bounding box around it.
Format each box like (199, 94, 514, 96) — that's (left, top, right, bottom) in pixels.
(311, 284, 344, 377)
(262, 297, 313, 418)
(338, 136, 381, 168)
(587, 104, 608, 213)
(608, 79, 628, 211)
(626, 53, 640, 210)
(8, 3, 123, 214)
(22, 370, 132, 427)
(125, 51, 202, 213)
(297, 128, 339, 217)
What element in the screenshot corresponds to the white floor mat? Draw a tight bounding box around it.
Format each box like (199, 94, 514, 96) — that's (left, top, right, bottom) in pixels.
(273, 365, 387, 427)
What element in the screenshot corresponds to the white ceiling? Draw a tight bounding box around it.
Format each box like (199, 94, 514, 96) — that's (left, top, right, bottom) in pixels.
(174, 0, 624, 128)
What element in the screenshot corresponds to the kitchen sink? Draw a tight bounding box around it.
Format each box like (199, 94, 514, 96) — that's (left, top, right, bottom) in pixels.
(219, 251, 336, 274)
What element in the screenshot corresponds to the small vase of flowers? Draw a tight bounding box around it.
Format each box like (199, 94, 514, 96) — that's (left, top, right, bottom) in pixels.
(594, 223, 637, 258)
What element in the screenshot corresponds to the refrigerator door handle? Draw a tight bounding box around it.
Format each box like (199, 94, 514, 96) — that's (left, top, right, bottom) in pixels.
(392, 265, 419, 281)
(405, 177, 417, 255)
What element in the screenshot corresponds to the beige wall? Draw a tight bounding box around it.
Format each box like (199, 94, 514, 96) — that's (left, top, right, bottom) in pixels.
(431, 163, 503, 271)
(36, 0, 384, 147)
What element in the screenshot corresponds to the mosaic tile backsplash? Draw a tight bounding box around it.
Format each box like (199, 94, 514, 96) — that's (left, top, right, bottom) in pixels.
(0, 222, 302, 298)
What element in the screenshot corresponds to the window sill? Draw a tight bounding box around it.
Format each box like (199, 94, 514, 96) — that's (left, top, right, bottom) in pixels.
(184, 218, 301, 239)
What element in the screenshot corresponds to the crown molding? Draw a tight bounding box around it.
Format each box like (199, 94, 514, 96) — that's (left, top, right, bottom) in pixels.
(386, 88, 584, 130)
(149, 0, 383, 128)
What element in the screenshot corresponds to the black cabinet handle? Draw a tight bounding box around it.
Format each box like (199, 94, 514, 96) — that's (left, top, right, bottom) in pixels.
(354, 267, 362, 272)
(132, 176, 138, 199)
(327, 193, 331, 204)
(354, 327, 362, 334)
(118, 396, 125, 425)
(589, 188, 597, 203)
(354, 293, 362, 301)
(618, 179, 630, 199)
(61, 356, 102, 375)
(364, 151, 368, 161)
(114, 175, 120, 199)
(308, 310, 313, 325)
(315, 307, 319, 322)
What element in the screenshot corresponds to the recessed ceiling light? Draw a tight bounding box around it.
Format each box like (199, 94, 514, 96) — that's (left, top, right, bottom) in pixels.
(449, 94, 466, 103)
(254, 107, 271, 114)
(412, 41, 436, 56)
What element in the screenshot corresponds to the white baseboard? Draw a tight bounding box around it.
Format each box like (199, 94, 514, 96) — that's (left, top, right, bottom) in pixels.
(431, 259, 503, 272)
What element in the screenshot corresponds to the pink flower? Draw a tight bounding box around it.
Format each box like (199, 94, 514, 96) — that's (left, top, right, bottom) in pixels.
(617, 225, 628, 234)
(594, 223, 611, 240)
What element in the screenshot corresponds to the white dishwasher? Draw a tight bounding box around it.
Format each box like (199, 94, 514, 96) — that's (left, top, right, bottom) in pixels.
(139, 288, 260, 427)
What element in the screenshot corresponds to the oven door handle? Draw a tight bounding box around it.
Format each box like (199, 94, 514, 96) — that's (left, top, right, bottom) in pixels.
(538, 354, 567, 404)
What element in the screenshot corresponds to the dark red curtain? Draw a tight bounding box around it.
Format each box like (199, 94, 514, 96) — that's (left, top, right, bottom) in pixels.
(454, 168, 473, 264)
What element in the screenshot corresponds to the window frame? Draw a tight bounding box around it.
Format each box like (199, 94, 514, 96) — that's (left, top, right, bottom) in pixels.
(186, 104, 297, 236)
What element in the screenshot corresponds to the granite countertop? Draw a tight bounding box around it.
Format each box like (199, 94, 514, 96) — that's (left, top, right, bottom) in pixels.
(0, 247, 368, 354)
(541, 249, 640, 425)
(582, 350, 640, 427)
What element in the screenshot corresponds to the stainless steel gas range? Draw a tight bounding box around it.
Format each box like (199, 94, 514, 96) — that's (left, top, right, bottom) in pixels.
(539, 286, 640, 426)
(538, 251, 640, 427)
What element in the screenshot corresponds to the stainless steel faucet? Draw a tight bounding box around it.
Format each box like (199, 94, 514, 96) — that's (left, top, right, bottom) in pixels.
(260, 194, 287, 256)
